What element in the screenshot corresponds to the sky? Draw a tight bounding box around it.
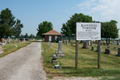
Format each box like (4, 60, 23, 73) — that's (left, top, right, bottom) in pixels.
(0, 0, 120, 36)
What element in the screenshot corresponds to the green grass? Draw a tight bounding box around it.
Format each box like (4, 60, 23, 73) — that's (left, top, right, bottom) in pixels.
(42, 42, 120, 78)
(0, 40, 35, 58)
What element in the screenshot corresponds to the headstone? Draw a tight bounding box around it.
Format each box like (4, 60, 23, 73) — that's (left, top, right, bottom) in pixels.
(13, 40, 15, 43)
(91, 46, 94, 50)
(116, 48, 120, 56)
(103, 43, 106, 45)
(113, 41, 117, 45)
(88, 41, 91, 45)
(90, 42, 93, 46)
(1, 38, 4, 44)
(16, 38, 18, 43)
(23, 38, 26, 42)
(55, 49, 57, 55)
(57, 41, 64, 57)
(66, 40, 68, 44)
(47, 41, 51, 48)
(107, 46, 110, 48)
(96, 46, 102, 52)
(51, 54, 58, 63)
(113, 47, 116, 49)
(117, 42, 119, 45)
(106, 43, 109, 46)
(0, 45, 3, 54)
(18, 39, 20, 43)
(82, 42, 89, 49)
(54, 65, 60, 69)
(7, 37, 10, 44)
(104, 49, 111, 54)
(47, 42, 49, 46)
(15, 45, 17, 47)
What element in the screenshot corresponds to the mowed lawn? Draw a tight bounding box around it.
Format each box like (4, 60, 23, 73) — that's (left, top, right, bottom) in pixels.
(0, 40, 35, 58)
(42, 41, 120, 77)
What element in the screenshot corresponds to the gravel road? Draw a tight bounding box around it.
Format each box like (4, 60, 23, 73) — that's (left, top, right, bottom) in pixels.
(0, 41, 47, 80)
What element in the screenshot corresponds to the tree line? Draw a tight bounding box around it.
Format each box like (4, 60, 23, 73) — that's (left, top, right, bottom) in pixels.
(37, 13, 119, 43)
(0, 8, 23, 39)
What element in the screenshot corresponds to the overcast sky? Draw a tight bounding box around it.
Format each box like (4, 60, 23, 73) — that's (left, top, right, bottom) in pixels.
(0, 0, 120, 36)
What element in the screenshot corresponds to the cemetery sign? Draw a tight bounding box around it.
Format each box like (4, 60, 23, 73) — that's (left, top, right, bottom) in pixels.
(76, 23, 101, 40)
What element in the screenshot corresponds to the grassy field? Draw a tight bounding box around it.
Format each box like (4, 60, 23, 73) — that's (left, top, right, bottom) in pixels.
(0, 40, 35, 58)
(42, 41, 120, 79)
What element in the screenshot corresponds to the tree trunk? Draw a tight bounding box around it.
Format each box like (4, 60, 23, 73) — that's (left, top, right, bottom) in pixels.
(69, 36, 70, 42)
(106, 38, 107, 44)
(109, 38, 110, 43)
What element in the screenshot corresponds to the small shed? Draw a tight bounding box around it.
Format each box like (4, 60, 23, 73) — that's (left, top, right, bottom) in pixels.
(42, 30, 62, 42)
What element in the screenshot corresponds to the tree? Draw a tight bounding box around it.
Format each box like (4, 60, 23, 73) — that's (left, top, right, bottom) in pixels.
(0, 8, 16, 38)
(61, 13, 92, 41)
(61, 23, 71, 42)
(24, 33, 28, 38)
(101, 20, 118, 43)
(37, 21, 53, 38)
(29, 34, 34, 38)
(13, 19, 23, 38)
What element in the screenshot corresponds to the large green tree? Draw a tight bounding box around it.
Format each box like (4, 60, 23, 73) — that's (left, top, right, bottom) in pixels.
(37, 21, 53, 38)
(0, 8, 15, 38)
(0, 8, 23, 39)
(101, 20, 118, 43)
(61, 13, 92, 41)
(13, 19, 23, 38)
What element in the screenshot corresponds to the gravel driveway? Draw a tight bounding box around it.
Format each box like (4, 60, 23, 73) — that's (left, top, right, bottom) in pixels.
(0, 41, 47, 80)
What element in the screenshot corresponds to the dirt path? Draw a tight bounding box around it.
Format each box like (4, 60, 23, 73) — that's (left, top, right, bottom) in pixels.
(0, 41, 47, 80)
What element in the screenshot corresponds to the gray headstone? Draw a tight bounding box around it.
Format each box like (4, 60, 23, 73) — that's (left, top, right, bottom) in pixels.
(23, 38, 26, 42)
(66, 40, 68, 44)
(113, 47, 116, 49)
(47, 41, 51, 48)
(90, 42, 93, 46)
(51, 54, 58, 63)
(57, 41, 64, 57)
(55, 49, 57, 55)
(104, 49, 111, 54)
(91, 46, 94, 50)
(113, 41, 117, 45)
(116, 48, 120, 56)
(8, 37, 10, 44)
(15, 45, 17, 47)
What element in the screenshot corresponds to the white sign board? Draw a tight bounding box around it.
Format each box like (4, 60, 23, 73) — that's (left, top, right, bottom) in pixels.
(76, 23, 101, 40)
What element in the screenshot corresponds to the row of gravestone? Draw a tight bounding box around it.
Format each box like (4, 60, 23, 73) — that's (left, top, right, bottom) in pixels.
(0, 38, 28, 45)
(63, 40, 68, 45)
(47, 41, 64, 68)
(83, 42, 120, 56)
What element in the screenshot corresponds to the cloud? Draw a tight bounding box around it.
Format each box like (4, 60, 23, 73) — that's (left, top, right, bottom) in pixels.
(77, 0, 120, 22)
